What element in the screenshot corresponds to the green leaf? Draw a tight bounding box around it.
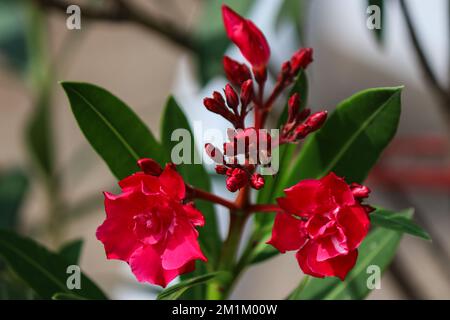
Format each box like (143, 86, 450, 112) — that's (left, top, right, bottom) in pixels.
(285, 86, 402, 186)
(59, 239, 84, 265)
(371, 208, 430, 240)
(289, 208, 413, 300)
(0, 230, 107, 300)
(157, 272, 226, 300)
(52, 292, 86, 300)
(26, 93, 53, 177)
(194, 0, 254, 83)
(61, 82, 164, 180)
(367, 0, 384, 45)
(0, 169, 29, 230)
(160, 96, 221, 299)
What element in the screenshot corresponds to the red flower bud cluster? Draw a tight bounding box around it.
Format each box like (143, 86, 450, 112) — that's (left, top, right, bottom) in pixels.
(281, 93, 327, 143)
(215, 165, 265, 192)
(203, 80, 254, 129)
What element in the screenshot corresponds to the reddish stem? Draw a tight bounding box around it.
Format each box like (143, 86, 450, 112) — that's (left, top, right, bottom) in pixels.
(187, 185, 239, 211)
(246, 204, 282, 213)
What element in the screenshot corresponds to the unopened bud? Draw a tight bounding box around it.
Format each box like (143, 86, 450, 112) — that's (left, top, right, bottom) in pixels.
(294, 123, 311, 140)
(225, 168, 248, 192)
(305, 111, 327, 131)
(213, 91, 226, 108)
(350, 183, 371, 199)
(250, 173, 265, 190)
(253, 66, 267, 85)
(291, 48, 313, 74)
(215, 165, 228, 175)
(223, 56, 252, 86)
(137, 158, 162, 176)
(224, 84, 239, 110)
(296, 108, 311, 123)
(240, 79, 254, 107)
(287, 93, 301, 123)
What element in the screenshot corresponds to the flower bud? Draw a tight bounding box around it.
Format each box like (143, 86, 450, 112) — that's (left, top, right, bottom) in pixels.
(290, 48, 313, 74)
(225, 168, 248, 192)
(296, 108, 311, 123)
(222, 5, 270, 69)
(223, 56, 252, 86)
(287, 93, 301, 123)
(203, 98, 222, 114)
(250, 173, 265, 190)
(137, 158, 163, 176)
(305, 111, 327, 132)
(215, 165, 228, 175)
(294, 123, 311, 140)
(213, 91, 226, 108)
(350, 183, 371, 199)
(224, 84, 239, 110)
(240, 79, 254, 107)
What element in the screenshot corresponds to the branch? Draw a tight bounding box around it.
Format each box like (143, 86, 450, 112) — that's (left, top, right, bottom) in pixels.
(399, 0, 450, 110)
(33, 0, 198, 52)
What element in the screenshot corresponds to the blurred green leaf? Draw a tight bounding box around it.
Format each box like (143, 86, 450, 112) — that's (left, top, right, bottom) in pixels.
(275, 0, 307, 44)
(0, 229, 107, 300)
(59, 239, 84, 265)
(0, 169, 29, 230)
(367, 0, 384, 45)
(0, 0, 28, 72)
(52, 292, 85, 300)
(61, 82, 164, 180)
(371, 208, 430, 240)
(26, 94, 54, 177)
(157, 272, 226, 300)
(289, 208, 413, 300)
(161, 96, 221, 299)
(194, 0, 254, 83)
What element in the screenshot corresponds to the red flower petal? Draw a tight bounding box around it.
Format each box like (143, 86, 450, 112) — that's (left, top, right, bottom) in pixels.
(296, 242, 358, 280)
(97, 192, 141, 260)
(315, 229, 349, 262)
(321, 172, 355, 207)
(183, 203, 205, 227)
(159, 164, 186, 200)
(161, 219, 207, 270)
(337, 205, 370, 250)
(129, 244, 179, 287)
(277, 179, 332, 217)
(118, 172, 160, 193)
(267, 213, 307, 253)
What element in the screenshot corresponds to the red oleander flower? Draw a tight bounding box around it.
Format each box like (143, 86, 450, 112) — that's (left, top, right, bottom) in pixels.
(222, 5, 270, 70)
(268, 172, 370, 280)
(96, 161, 207, 287)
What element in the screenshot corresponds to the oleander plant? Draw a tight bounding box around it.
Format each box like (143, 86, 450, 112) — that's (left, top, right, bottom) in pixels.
(0, 4, 431, 300)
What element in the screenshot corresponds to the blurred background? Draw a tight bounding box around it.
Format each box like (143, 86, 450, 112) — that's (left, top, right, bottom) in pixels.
(0, 0, 448, 299)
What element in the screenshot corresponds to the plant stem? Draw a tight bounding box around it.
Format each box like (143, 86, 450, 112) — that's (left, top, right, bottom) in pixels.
(207, 187, 250, 299)
(289, 275, 311, 299)
(187, 185, 239, 211)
